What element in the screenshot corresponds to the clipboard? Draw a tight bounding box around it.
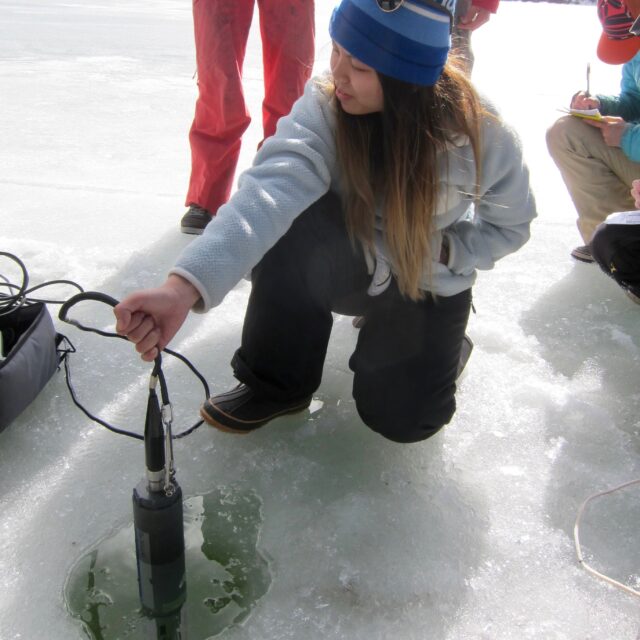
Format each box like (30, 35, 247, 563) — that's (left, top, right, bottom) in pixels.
(558, 107, 604, 121)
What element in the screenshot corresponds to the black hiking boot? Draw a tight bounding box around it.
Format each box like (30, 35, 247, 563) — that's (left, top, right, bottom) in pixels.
(200, 384, 312, 434)
(181, 204, 212, 235)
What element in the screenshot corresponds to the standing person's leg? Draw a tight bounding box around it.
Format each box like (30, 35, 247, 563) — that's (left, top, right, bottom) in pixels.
(546, 116, 639, 248)
(349, 287, 472, 443)
(183, 0, 255, 233)
(258, 0, 315, 140)
(200, 191, 372, 432)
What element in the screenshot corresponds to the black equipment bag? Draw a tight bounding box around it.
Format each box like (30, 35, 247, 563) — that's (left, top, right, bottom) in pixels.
(0, 302, 63, 431)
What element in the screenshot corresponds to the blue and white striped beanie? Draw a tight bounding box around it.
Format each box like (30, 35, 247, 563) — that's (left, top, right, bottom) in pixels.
(329, 0, 455, 86)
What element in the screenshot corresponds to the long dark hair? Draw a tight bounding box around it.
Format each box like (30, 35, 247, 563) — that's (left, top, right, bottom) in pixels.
(332, 57, 486, 300)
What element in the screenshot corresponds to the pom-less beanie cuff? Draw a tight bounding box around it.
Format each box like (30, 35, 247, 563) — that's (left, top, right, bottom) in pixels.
(329, 0, 452, 86)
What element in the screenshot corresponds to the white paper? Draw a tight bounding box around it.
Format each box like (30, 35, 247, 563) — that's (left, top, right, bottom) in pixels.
(605, 210, 640, 225)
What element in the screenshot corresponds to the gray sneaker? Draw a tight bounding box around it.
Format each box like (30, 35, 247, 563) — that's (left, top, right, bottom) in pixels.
(181, 204, 212, 235)
(571, 245, 594, 263)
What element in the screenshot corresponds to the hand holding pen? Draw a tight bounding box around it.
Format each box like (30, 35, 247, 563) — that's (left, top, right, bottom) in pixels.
(570, 63, 600, 109)
(570, 91, 600, 110)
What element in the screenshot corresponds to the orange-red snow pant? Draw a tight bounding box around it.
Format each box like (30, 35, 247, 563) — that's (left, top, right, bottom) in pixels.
(186, 0, 315, 215)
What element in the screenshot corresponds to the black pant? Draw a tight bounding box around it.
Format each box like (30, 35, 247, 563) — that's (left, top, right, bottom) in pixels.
(591, 222, 640, 289)
(231, 192, 472, 443)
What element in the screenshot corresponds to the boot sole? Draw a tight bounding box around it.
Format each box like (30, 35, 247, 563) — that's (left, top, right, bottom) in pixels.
(200, 398, 312, 435)
(626, 288, 640, 304)
(570, 251, 594, 263)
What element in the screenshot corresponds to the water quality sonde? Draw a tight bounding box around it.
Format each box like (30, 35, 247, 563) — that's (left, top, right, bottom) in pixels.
(132, 364, 187, 636)
(58, 291, 212, 639)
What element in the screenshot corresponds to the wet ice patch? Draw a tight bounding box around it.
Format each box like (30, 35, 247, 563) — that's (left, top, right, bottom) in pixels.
(65, 487, 271, 639)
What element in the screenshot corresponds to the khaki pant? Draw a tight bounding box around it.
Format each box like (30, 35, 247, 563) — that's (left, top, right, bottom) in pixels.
(546, 115, 639, 244)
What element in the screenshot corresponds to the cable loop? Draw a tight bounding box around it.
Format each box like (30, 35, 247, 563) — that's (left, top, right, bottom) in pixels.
(58, 291, 209, 440)
(574, 478, 640, 599)
(2, 252, 208, 442)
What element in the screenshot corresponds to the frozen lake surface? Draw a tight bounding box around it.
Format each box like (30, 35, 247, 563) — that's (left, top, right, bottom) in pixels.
(1, 1, 639, 638)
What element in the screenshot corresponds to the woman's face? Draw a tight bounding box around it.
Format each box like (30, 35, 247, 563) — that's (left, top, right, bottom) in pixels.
(330, 42, 384, 115)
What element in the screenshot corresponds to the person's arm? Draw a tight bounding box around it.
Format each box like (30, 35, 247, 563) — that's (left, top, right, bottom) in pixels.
(580, 114, 634, 152)
(621, 123, 640, 162)
(170, 80, 338, 313)
(597, 58, 640, 120)
(472, 0, 499, 12)
(115, 81, 337, 360)
(444, 110, 536, 275)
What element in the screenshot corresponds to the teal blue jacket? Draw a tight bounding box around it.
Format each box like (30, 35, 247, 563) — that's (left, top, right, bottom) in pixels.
(598, 51, 640, 162)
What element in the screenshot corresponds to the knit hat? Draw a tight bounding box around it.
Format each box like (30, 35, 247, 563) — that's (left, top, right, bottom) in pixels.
(597, 0, 640, 64)
(329, 0, 455, 86)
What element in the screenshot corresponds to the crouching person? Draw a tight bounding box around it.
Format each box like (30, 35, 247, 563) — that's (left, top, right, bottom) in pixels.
(114, 0, 536, 444)
(590, 178, 640, 304)
(546, 0, 640, 264)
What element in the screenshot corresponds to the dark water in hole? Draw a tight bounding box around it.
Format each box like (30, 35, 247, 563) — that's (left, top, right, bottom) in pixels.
(65, 487, 271, 639)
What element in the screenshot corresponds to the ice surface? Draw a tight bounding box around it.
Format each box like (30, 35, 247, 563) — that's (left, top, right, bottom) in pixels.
(1, 2, 639, 639)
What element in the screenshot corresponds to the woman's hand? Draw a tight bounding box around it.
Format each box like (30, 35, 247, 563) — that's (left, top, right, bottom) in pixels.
(456, 5, 491, 31)
(631, 178, 640, 208)
(570, 91, 600, 111)
(114, 274, 201, 362)
(584, 116, 629, 147)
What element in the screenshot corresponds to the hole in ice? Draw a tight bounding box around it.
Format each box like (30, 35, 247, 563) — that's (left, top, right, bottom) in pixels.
(64, 487, 271, 639)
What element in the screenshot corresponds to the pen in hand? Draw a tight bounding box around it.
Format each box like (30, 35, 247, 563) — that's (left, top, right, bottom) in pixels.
(586, 62, 591, 97)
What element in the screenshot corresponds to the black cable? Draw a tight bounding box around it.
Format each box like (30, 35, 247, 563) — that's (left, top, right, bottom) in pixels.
(2, 252, 209, 441)
(58, 291, 209, 440)
(0, 251, 29, 316)
(62, 346, 144, 441)
(0, 279, 84, 300)
(0, 252, 85, 317)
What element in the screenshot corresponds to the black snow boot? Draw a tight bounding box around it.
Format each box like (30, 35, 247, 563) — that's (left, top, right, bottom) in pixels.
(200, 384, 312, 434)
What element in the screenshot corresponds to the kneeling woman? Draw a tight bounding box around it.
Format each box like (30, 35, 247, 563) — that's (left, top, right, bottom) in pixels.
(115, 0, 536, 443)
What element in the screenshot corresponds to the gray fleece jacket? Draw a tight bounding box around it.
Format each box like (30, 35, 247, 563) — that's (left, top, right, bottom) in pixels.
(171, 78, 536, 312)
